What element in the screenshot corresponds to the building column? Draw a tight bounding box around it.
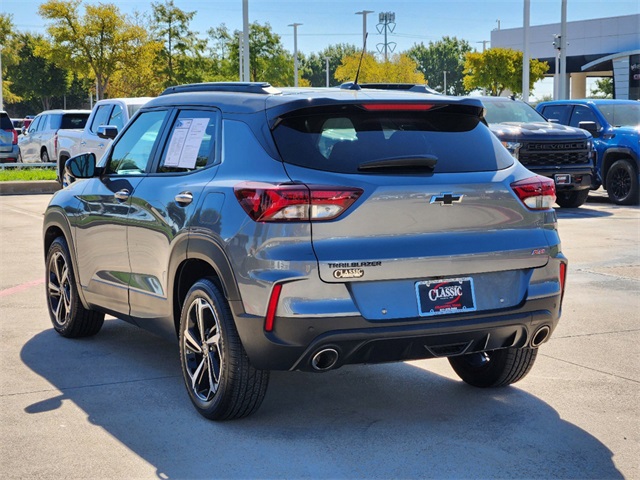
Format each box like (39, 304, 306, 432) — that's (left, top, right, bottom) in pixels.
(570, 72, 587, 98)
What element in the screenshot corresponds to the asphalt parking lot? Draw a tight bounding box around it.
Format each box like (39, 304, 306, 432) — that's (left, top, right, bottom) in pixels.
(1, 191, 638, 479)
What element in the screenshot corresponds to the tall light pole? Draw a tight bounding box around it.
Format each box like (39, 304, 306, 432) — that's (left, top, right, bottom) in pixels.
(355, 10, 374, 48)
(559, 0, 568, 99)
(289, 23, 302, 87)
(242, 0, 250, 82)
(523, 0, 531, 102)
(325, 57, 330, 87)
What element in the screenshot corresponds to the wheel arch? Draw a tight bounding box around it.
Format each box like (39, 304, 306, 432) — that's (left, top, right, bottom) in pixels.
(172, 234, 242, 337)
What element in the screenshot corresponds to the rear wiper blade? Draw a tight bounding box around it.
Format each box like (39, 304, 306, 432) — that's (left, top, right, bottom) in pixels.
(358, 155, 438, 171)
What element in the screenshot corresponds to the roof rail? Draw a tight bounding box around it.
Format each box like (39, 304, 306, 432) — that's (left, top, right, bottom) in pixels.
(160, 82, 282, 96)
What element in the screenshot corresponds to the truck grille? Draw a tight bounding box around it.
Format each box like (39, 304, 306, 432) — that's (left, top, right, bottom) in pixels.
(519, 141, 591, 167)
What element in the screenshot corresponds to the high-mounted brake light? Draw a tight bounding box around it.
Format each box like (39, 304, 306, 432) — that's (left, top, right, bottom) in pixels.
(510, 176, 556, 210)
(361, 103, 435, 111)
(234, 182, 362, 222)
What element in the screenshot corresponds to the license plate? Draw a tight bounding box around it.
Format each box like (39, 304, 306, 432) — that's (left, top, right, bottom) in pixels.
(555, 174, 571, 185)
(416, 277, 476, 317)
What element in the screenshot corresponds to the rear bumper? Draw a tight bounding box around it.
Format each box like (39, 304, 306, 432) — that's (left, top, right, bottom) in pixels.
(0, 146, 19, 163)
(231, 295, 561, 372)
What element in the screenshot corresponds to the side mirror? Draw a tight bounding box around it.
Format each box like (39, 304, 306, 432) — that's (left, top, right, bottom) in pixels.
(97, 125, 118, 140)
(578, 121, 600, 137)
(66, 152, 98, 181)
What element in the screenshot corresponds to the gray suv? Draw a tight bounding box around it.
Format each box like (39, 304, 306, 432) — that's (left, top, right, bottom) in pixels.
(44, 83, 568, 420)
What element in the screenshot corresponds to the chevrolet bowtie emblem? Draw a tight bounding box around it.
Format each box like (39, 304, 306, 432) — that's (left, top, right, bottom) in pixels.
(430, 193, 464, 206)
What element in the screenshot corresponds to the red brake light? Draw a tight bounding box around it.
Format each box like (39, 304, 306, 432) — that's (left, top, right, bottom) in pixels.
(510, 176, 556, 210)
(4, 129, 17, 145)
(234, 182, 362, 222)
(361, 103, 435, 111)
(559, 262, 567, 301)
(264, 283, 283, 332)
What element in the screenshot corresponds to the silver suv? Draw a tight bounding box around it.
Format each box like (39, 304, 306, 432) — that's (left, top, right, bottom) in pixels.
(44, 83, 567, 420)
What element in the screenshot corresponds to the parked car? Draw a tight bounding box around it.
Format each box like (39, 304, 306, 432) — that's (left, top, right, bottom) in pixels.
(536, 99, 640, 205)
(480, 96, 596, 208)
(56, 97, 153, 180)
(44, 82, 567, 420)
(1, 111, 19, 163)
(18, 110, 90, 163)
(11, 118, 24, 135)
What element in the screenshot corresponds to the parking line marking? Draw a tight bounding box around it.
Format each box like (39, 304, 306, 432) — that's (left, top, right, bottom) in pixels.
(0, 278, 44, 297)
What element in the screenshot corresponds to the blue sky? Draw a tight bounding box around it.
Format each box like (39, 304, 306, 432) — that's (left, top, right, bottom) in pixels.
(5, 0, 639, 98)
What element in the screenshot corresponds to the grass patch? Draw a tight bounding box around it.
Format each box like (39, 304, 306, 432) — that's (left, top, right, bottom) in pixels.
(0, 168, 57, 181)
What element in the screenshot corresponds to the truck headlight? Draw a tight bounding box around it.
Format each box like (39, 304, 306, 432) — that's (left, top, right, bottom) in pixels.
(501, 141, 521, 159)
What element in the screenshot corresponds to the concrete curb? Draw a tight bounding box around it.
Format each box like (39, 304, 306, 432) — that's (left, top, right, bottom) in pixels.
(0, 181, 61, 196)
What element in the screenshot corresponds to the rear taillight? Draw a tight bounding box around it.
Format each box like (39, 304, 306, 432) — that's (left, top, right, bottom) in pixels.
(510, 176, 556, 210)
(3, 129, 17, 145)
(234, 182, 362, 222)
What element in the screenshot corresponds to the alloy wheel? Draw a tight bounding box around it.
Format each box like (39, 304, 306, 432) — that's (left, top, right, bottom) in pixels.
(183, 297, 223, 402)
(48, 251, 71, 327)
(610, 167, 631, 201)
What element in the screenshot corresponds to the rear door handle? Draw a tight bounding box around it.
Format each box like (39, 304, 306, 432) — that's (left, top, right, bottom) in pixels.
(80, 141, 86, 146)
(98, 144, 104, 148)
(114, 189, 130, 201)
(175, 192, 193, 206)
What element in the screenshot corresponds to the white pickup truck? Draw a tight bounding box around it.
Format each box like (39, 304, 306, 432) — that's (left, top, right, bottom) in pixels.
(56, 97, 153, 178)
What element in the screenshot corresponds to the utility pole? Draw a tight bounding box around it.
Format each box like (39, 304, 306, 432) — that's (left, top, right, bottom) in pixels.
(443, 71, 448, 95)
(376, 12, 396, 62)
(242, 0, 250, 83)
(355, 10, 374, 49)
(325, 57, 330, 87)
(553, 34, 561, 99)
(239, 35, 244, 81)
(476, 40, 489, 52)
(559, 0, 568, 99)
(289, 23, 302, 87)
(523, 0, 531, 103)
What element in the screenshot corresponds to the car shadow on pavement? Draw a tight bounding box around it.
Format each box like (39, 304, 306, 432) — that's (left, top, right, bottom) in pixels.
(21, 320, 622, 479)
(556, 207, 613, 219)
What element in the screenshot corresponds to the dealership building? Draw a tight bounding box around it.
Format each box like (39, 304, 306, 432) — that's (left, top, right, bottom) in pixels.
(491, 14, 640, 100)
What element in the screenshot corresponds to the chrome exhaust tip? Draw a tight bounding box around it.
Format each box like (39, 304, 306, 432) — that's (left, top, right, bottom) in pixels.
(311, 348, 339, 371)
(531, 325, 551, 348)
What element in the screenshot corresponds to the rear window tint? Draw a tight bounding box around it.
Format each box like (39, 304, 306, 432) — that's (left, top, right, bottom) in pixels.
(0, 113, 13, 130)
(272, 105, 513, 174)
(60, 113, 89, 129)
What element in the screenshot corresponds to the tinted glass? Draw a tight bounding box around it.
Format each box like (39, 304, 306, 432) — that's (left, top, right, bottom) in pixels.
(0, 113, 13, 130)
(483, 100, 546, 124)
(569, 105, 599, 128)
(597, 103, 640, 127)
(60, 113, 89, 129)
(107, 110, 168, 175)
(272, 104, 513, 174)
(109, 104, 124, 131)
(90, 105, 113, 133)
(540, 105, 572, 124)
(157, 110, 219, 173)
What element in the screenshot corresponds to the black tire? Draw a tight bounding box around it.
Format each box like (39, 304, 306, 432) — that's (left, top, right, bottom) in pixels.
(448, 347, 538, 388)
(57, 156, 68, 185)
(555, 189, 590, 208)
(41, 149, 50, 163)
(606, 159, 639, 205)
(179, 278, 269, 420)
(46, 237, 104, 337)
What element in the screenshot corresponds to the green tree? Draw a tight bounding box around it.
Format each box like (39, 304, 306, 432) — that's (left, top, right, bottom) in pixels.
(39, 0, 152, 99)
(151, 0, 207, 87)
(0, 14, 21, 105)
(463, 47, 549, 96)
(10, 33, 68, 111)
(590, 77, 613, 98)
(302, 43, 359, 87)
(407, 36, 472, 95)
(334, 53, 425, 84)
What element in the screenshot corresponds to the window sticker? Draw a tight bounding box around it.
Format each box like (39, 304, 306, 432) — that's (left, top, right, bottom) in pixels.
(164, 118, 209, 169)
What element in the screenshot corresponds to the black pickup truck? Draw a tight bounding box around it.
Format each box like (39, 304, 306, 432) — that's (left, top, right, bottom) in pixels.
(480, 96, 596, 208)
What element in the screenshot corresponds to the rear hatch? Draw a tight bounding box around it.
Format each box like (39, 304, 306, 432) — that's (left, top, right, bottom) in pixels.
(0, 113, 16, 152)
(269, 98, 554, 319)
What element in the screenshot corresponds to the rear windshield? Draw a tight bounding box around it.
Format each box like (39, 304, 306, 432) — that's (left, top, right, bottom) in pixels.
(483, 100, 546, 124)
(0, 113, 13, 130)
(272, 104, 513, 174)
(58, 113, 90, 129)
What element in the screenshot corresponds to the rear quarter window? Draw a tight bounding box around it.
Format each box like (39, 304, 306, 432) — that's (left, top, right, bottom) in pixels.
(0, 113, 13, 130)
(60, 113, 89, 129)
(272, 105, 513, 174)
